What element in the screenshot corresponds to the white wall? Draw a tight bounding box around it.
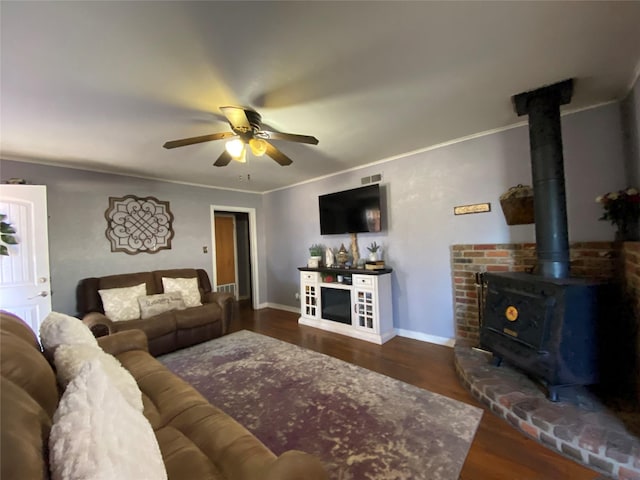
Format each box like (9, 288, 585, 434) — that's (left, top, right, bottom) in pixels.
(0, 161, 265, 316)
(264, 103, 627, 342)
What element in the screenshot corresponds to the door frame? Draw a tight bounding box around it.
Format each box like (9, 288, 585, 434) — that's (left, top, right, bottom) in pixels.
(210, 205, 259, 310)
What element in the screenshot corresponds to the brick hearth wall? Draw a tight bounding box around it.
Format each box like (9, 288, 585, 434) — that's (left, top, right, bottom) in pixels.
(451, 241, 640, 401)
(622, 242, 640, 322)
(450, 242, 622, 345)
(621, 242, 640, 402)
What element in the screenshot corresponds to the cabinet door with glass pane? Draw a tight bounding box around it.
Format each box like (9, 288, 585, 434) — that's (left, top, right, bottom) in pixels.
(352, 275, 378, 333)
(300, 271, 320, 319)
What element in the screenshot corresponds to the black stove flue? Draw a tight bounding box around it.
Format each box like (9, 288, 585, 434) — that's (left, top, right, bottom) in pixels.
(479, 79, 609, 401)
(514, 79, 572, 279)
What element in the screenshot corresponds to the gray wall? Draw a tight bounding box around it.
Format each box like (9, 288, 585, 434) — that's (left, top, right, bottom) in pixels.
(0, 101, 631, 341)
(264, 103, 627, 341)
(0, 161, 265, 316)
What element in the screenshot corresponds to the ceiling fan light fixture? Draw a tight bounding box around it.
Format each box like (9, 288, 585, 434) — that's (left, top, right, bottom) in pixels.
(249, 138, 267, 157)
(164, 105, 318, 167)
(225, 138, 245, 158)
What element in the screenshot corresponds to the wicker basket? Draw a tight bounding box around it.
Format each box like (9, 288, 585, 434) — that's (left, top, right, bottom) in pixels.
(499, 185, 535, 225)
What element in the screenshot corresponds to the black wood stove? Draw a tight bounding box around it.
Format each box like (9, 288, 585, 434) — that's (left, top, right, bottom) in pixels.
(479, 79, 609, 401)
(481, 272, 609, 401)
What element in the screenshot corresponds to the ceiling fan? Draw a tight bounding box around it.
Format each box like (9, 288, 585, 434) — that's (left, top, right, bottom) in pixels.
(163, 106, 319, 167)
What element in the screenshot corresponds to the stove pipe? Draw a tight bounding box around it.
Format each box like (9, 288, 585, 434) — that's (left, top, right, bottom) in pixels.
(513, 79, 574, 278)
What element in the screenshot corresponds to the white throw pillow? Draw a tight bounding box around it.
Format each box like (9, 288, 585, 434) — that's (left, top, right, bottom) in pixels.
(39, 311, 98, 351)
(162, 277, 202, 308)
(54, 344, 143, 412)
(98, 283, 147, 322)
(49, 359, 167, 480)
(137, 292, 186, 319)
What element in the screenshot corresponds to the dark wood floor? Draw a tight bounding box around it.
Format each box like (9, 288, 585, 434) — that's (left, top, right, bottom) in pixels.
(230, 304, 602, 480)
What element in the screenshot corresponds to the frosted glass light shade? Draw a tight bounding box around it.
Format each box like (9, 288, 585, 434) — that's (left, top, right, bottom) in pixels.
(233, 149, 247, 163)
(225, 139, 245, 158)
(249, 138, 267, 156)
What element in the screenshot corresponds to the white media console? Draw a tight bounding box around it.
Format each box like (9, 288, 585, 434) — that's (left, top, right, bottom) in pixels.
(298, 267, 395, 344)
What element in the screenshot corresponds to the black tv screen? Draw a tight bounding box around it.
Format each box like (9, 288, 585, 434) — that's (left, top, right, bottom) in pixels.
(319, 184, 382, 235)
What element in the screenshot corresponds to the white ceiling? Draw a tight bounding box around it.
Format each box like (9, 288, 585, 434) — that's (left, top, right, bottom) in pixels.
(2, 1, 640, 193)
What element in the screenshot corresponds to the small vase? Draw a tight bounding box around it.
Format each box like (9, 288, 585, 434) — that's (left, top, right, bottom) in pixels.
(325, 247, 335, 267)
(615, 219, 640, 242)
(307, 256, 322, 268)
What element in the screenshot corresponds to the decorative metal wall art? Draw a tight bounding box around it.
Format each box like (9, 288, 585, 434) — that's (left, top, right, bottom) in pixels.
(105, 195, 174, 254)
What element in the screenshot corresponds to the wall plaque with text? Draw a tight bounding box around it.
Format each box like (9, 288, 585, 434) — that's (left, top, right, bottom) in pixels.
(453, 203, 491, 216)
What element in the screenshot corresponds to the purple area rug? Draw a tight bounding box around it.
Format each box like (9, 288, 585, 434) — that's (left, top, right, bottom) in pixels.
(159, 330, 483, 479)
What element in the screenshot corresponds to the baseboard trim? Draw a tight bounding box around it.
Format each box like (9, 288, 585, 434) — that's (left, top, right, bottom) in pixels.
(260, 303, 301, 314)
(396, 329, 455, 348)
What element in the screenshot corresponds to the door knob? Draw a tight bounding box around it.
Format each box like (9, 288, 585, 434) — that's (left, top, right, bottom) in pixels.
(28, 291, 49, 299)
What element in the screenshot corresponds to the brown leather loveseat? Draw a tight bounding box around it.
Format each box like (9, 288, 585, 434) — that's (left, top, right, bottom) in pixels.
(77, 268, 235, 356)
(0, 310, 329, 479)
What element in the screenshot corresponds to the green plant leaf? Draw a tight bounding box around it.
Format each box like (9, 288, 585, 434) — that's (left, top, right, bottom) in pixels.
(1, 235, 18, 245)
(0, 214, 20, 255)
(0, 222, 16, 234)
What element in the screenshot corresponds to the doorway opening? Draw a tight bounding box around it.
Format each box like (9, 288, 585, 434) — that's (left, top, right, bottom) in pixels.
(210, 206, 259, 310)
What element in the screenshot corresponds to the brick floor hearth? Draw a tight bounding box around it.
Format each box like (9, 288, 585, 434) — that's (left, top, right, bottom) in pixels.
(455, 345, 640, 480)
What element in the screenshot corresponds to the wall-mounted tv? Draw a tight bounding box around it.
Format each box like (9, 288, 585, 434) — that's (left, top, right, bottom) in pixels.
(319, 184, 382, 235)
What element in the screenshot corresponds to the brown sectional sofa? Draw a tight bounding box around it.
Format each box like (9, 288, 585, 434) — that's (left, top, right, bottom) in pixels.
(77, 268, 235, 356)
(0, 310, 329, 479)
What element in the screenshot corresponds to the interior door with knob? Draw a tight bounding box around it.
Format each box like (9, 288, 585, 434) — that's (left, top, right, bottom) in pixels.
(0, 185, 52, 335)
(214, 214, 238, 298)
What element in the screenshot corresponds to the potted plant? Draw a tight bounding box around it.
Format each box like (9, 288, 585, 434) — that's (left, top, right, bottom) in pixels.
(596, 187, 640, 241)
(308, 243, 324, 268)
(366, 241, 381, 261)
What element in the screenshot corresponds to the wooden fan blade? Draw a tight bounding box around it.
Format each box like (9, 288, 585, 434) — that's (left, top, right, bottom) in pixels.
(220, 106, 252, 130)
(163, 132, 235, 149)
(213, 150, 233, 167)
(265, 141, 293, 166)
(264, 131, 319, 145)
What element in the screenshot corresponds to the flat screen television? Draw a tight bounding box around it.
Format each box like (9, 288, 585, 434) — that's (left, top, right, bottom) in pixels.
(319, 184, 382, 235)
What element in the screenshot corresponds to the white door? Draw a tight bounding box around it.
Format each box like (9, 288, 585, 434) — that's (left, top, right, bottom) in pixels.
(0, 185, 52, 335)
